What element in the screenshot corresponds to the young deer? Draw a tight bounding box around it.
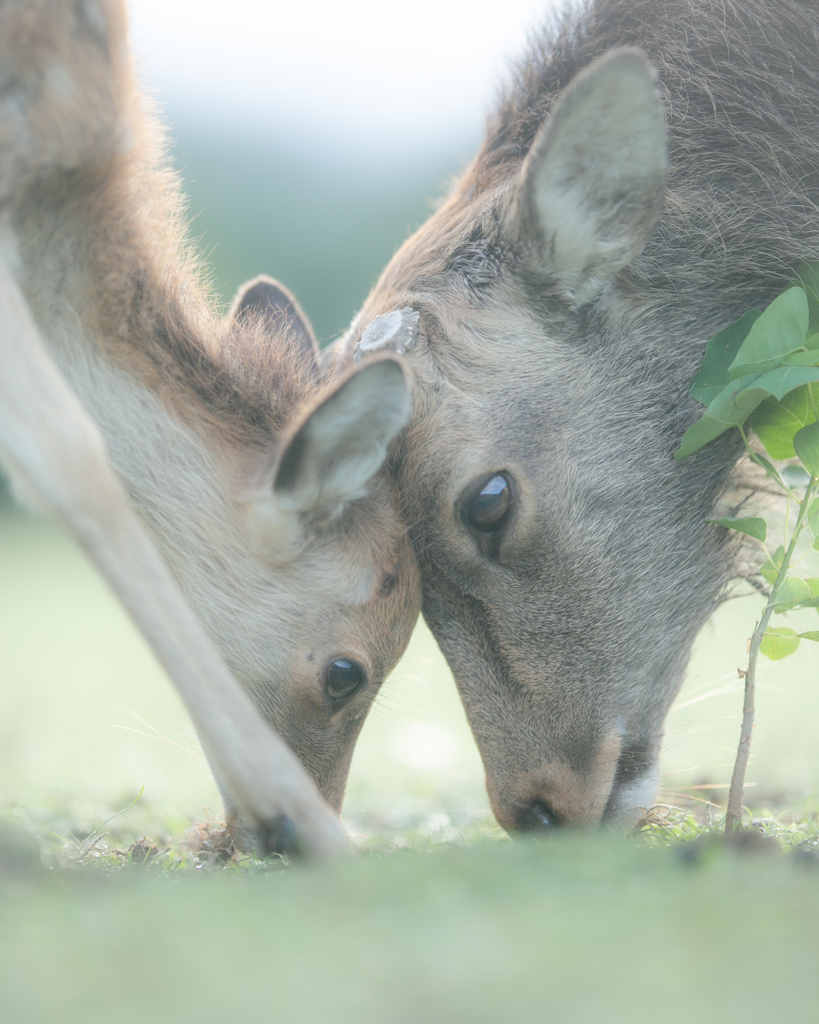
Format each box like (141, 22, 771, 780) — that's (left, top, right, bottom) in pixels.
(0, 0, 420, 856)
(328, 0, 819, 834)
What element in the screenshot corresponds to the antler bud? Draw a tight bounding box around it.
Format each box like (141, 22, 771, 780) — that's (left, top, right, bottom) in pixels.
(353, 307, 419, 364)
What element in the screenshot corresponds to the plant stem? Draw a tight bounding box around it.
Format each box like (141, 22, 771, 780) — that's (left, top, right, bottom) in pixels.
(784, 491, 792, 547)
(725, 475, 818, 836)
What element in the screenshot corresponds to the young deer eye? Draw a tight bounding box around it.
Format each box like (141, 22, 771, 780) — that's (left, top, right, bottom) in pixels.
(325, 659, 366, 700)
(465, 474, 511, 532)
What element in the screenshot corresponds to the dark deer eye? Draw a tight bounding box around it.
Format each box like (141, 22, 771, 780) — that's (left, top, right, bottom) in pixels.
(466, 474, 511, 532)
(325, 659, 366, 700)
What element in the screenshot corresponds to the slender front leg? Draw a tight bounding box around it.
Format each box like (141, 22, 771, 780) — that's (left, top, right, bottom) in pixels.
(0, 248, 350, 860)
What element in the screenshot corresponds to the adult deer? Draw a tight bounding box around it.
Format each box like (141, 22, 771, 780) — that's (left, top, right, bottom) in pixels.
(328, 0, 819, 833)
(0, 0, 420, 856)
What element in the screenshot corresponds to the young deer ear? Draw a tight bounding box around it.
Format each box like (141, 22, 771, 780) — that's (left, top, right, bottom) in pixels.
(272, 357, 410, 516)
(508, 47, 668, 305)
(231, 275, 319, 374)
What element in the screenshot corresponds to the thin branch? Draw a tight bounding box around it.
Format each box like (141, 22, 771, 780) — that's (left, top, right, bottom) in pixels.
(725, 474, 818, 835)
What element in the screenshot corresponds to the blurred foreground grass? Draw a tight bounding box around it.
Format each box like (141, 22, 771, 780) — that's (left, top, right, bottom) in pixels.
(1, 817, 818, 1023)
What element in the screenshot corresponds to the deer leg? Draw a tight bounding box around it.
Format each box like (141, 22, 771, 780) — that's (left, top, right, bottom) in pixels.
(0, 248, 350, 860)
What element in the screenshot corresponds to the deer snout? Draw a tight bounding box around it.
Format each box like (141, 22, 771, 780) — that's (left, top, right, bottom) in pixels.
(486, 731, 626, 834)
(511, 800, 560, 832)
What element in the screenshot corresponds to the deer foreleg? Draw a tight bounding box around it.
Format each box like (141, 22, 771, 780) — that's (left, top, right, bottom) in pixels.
(0, 243, 350, 860)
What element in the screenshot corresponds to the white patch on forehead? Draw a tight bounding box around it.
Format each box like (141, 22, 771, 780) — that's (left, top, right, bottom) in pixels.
(353, 307, 419, 364)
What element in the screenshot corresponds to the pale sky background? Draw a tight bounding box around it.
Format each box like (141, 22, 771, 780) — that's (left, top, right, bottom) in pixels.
(127, 0, 563, 157)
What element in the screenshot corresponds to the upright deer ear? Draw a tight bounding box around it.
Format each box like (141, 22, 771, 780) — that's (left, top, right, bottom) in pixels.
(273, 357, 410, 517)
(507, 47, 668, 305)
(231, 275, 319, 374)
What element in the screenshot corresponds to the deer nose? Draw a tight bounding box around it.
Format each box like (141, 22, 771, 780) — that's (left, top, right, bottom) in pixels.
(513, 800, 561, 832)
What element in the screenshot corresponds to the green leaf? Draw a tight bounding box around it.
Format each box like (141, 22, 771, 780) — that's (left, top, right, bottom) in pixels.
(752, 385, 819, 459)
(677, 370, 780, 459)
(749, 451, 786, 487)
(675, 415, 734, 459)
(798, 631, 819, 642)
(780, 463, 812, 490)
(773, 577, 819, 612)
(759, 627, 800, 660)
(760, 545, 785, 585)
(774, 577, 812, 612)
(782, 348, 819, 365)
(690, 311, 761, 405)
(749, 451, 786, 488)
(807, 499, 819, 536)
(794, 421, 819, 477)
(729, 288, 810, 378)
(750, 365, 819, 401)
(706, 516, 767, 542)
(676, 413, 748, 460)
(708, 374, 768, 423)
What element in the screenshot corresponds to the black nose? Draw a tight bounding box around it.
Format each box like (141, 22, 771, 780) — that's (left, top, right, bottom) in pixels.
(514, 800, 560, 832)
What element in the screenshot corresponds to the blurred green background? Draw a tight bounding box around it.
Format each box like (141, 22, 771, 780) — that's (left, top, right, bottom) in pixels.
(174, 123, 479, 339)
(1, 121, 818, 835)
(172, 123, 476, 341)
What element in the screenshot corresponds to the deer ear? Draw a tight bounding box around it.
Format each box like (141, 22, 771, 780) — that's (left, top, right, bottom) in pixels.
(272, 357, 410, 517)
(507, 47, 668, 306)
(231, 275, 319, 374)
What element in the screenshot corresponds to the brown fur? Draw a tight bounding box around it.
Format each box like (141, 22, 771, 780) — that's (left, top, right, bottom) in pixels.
(0, 0, 421, 852)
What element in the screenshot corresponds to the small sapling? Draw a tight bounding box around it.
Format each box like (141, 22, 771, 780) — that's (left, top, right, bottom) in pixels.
(677, 264, 819, 836)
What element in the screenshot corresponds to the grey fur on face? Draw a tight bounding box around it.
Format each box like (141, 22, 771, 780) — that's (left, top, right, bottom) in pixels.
(330, 0, 819, 835)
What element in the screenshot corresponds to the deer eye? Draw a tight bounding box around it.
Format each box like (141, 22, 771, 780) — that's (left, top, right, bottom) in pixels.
(325, 659, 366, 700)
(465, 474, 512, 532)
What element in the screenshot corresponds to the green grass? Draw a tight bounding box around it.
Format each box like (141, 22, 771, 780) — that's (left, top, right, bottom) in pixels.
(2, 809, 819, 1024)
(2, 747, 818, 1024)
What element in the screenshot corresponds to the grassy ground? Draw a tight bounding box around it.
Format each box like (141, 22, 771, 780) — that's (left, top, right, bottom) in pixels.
(1, 810, 818, 1024)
